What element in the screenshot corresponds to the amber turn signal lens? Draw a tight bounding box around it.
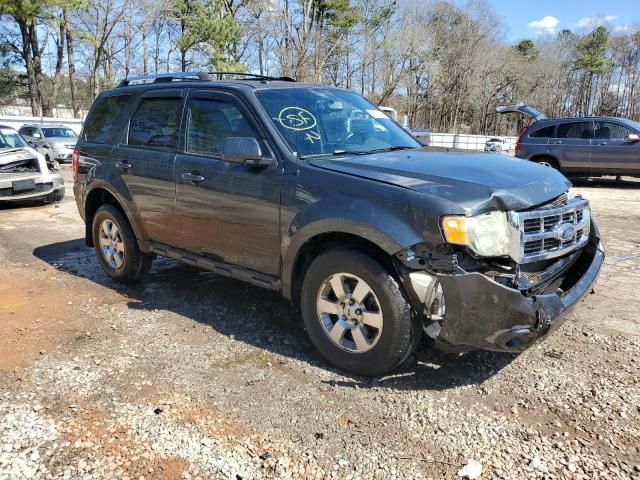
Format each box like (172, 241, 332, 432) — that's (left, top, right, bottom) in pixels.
(441, 216, 468, 245)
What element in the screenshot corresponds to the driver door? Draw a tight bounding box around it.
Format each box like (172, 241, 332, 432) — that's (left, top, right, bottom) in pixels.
(175, 89, 282, 275)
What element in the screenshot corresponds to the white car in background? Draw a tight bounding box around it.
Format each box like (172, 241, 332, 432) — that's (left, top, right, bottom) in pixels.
(18, 124, 78, 165)
(0, 125, 65, 203)
(484, 137, 514, 152)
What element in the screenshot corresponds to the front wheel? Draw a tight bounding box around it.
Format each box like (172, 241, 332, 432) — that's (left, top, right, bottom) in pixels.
(300, 249, 420, 376)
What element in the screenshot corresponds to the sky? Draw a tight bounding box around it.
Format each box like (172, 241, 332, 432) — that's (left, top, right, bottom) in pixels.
(492, 0, 640, 41)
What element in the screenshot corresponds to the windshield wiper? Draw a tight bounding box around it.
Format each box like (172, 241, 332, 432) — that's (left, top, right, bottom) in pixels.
(299, 150, 357, 160)
(299, 145, 416, 160)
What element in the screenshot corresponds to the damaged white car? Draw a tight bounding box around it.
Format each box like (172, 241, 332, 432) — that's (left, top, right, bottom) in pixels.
(0, 125, 65, 203)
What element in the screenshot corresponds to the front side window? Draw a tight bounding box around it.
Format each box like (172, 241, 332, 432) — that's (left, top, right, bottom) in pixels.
(593, 121, 634, 140)
(255, 88, 419, 158)
(42, 127, 77, 138)
(556, 122, 593, 139)
(84, 95, 132, 144)
(187, 98, 258, 156)
(128, 98, 182, 149)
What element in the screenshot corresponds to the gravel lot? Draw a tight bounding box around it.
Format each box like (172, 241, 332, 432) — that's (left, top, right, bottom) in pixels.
(0, 166, 638, 479)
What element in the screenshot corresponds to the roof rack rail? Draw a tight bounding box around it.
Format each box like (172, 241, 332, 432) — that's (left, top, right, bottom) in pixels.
(117, 71, 297, 87)
(117, 71, 212, 87)
(207, 71, 296, 82)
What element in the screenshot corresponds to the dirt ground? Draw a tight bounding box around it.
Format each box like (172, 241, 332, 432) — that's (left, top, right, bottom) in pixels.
(0, 166, 638, 479)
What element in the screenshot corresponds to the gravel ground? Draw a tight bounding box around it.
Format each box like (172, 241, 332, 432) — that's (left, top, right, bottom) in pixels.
(0, 167, 638, 479)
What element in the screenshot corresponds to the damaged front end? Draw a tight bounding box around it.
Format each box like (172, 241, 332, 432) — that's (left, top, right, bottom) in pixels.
(395, 195, 604, 353)
(0, 148, 65, 202)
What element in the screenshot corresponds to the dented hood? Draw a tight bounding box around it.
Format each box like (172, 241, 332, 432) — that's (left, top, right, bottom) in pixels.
(309, 150, 571, 214)
(0, 148, 38, 166)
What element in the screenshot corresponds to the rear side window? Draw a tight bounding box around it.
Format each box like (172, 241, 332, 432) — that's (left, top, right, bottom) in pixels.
(530, 125, 555, 138)
(84, 95, 132, 144)
(128, 98, 182, 149)
(186, 98, 258, 156)
(556, 122, 592, 139)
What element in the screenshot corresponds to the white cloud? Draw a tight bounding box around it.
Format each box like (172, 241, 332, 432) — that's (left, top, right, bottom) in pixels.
(576, 15, 618, 29)
(614, 25, 633, 34)
(528, 16, 560, 35)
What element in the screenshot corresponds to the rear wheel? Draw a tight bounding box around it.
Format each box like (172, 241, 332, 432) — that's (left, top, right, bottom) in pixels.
(533, 156, 559, 170)
(92, 204, 153, 282)
(300, 249, 420, 376)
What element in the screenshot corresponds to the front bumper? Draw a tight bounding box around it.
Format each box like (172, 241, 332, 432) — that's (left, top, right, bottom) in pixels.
(49, 148, 73, 161)
(421, 228, 604, 352)
(0, 172, 65, 201)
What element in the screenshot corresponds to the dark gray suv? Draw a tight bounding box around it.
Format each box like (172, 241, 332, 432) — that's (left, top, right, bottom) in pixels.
(73, 73, 604, 376)
(498, 104, 640, 177)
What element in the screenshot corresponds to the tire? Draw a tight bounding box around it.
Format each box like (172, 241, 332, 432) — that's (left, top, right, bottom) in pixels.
(533, 156, 559, 170)
(92, 204, 153, 282)
(43, 188, 65, 203)
(300, 249, 420, 376)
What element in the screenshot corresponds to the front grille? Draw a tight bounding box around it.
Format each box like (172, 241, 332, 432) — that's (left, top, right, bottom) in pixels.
(510, 197, 591, 263)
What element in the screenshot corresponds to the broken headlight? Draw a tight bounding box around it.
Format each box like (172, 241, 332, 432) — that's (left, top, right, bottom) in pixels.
(441, 211, 510, 257)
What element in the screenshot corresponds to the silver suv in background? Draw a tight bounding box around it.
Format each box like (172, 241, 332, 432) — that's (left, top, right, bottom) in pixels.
(497, 104, 640, 177)
(19, 124, 79, 166)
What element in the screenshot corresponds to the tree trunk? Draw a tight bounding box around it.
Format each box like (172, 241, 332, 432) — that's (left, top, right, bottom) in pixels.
(64, 8, 80, 118)
(50, 17, 65, 117)
(18, 20, 41, 116)
(143, 32, 148, 74)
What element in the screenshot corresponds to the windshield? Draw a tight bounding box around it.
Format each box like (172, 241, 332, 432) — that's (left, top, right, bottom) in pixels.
(42, 127, 77, 138)
(0, 128, 28, 149)
(255, 88, 419, 158)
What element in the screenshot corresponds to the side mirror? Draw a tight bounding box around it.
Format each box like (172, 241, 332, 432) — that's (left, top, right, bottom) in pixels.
(625, 134, 640, 142)
(222, 137, 273, 166)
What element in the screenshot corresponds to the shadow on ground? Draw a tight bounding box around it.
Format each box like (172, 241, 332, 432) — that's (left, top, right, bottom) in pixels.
(569, 176, 640, 189)
(33, 238, 516, 391)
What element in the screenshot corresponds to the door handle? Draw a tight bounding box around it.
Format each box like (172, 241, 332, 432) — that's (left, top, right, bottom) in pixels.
(600, 141, 608, 145)
(553, 140, 563, 144)
(182, 171, 205, 183)
(115, 160, 131, 170)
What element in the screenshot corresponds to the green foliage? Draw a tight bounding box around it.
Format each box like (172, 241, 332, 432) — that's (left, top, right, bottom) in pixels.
(575, 26, 610, 74)
(321, 0, 360, 29)
(0, 0, 81, 20)
(174, 0, 241, 70)
(514, 39, 538, 60)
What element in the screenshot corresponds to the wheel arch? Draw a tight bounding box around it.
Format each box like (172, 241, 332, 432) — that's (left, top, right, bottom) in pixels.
(84, 186, 142, 249)
(285, 231, 402, 308)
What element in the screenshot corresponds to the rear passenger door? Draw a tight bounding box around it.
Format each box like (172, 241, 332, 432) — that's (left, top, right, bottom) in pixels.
(549, 121, 593, 174)
(175, 89, 281, 276)
(590, 121, 640, 175)
(111, 89, 185, 247)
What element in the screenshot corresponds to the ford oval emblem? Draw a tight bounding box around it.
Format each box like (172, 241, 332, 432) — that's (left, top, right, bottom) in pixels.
(556, 223, 576, 242)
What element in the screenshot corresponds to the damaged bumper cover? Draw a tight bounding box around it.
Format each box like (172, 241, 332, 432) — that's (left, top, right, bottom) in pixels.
(408, 226, 604, 353)
(0, 171, 65, 201)
(0, 149, 64, 201)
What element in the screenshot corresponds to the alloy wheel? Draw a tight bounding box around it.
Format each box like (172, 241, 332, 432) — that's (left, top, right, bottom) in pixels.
(98, 219, 125, 269)
(316, 273, 383, 353)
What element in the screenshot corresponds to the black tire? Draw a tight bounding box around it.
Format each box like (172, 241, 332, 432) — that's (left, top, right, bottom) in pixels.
(533, 156, 560, 170)
(43, 188, 65, 203)
(300, 249, 420, 376)
(92, 204, 153, 282)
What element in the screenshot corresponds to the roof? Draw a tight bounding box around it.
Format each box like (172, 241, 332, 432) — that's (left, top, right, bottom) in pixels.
(111, 71, 333, 94)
